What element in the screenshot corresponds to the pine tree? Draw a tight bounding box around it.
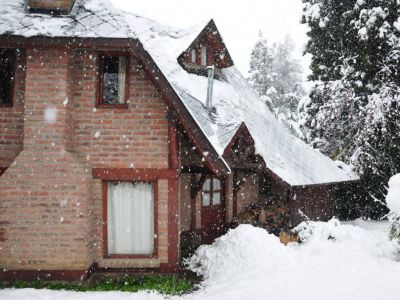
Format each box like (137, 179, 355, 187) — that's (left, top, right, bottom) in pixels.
(302, 0, 400, 218)
(249, 33, 306, 139)
(249, 31, 274, 98)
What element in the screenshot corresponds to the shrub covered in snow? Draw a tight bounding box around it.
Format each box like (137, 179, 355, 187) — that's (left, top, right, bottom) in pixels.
(386, 174, 400, 243)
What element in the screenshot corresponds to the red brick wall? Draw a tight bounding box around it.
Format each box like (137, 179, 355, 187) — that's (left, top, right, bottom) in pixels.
(0, 48, 93, 271)
(0, 46, 176, 272)
(0, 49, 25, 170)
(72, 50, 169, 169)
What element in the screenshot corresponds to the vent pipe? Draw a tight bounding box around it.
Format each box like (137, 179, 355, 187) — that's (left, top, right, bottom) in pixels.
(206, 65, 215, 110)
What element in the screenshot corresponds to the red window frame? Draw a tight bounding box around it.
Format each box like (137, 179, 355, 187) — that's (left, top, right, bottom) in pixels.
(97, 52, 130, 109)
(202, 176, 222, 206)
(102, 180, 158, 259)
(0, 49, 16, 108)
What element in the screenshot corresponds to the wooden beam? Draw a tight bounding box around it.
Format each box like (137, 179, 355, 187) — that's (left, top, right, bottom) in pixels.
(190, 174, 207, 231)
(92, 168, 178, 181)
(168, 119, 179, 170)
(180, 166, 211, 174)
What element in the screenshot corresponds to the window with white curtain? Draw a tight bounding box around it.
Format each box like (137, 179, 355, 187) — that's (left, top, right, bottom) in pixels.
(107, 182, 154, 255)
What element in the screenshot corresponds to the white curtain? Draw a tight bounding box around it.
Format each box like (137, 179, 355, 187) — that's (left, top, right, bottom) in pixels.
(117, 56, 126, 104)
(107, 182, 154, 255)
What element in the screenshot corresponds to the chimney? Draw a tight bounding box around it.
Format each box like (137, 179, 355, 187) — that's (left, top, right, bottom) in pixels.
(26, 0, 75, 14)
(206, 65, 215, 110)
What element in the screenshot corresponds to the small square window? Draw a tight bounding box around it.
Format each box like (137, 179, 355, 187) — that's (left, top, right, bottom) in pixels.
(98, 54, 129, 108)
(0, 49, 16, 107)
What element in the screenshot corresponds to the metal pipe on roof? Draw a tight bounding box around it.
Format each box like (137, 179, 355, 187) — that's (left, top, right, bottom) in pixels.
(206, 65, 215, 110)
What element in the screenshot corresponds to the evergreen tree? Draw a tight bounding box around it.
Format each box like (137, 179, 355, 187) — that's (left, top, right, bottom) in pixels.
(249, 31, 274, 98)
(249, 33, 306, 140)
(302, 0, 400, 218)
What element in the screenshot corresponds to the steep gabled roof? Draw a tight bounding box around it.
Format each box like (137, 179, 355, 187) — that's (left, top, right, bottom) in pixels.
(177, 19, 234, 70)
(0, 0, 358, 186)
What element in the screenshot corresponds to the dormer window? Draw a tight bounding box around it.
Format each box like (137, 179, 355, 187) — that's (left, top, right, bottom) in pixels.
(177, 20, 234, 76)
(191, 49, 197, 64)
(201, 45, 207, 66)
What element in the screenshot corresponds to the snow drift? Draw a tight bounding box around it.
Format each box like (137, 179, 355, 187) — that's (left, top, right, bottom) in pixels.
(186, 220, 400, 300)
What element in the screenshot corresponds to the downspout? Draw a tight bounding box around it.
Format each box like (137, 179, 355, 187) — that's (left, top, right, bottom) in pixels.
(206, 65, 215, 110)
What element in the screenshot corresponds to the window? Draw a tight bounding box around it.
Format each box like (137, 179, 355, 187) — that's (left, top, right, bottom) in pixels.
(98, 53, 129, 107)
(202, 177, 222, 206)
(105, 181, 155, 256)
(201, 45, 207, 66)
(191, 49, 197, 64)
(0, 49, 16, 107)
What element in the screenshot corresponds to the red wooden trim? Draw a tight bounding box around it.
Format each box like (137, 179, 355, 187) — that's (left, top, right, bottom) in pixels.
(166, 119, 180, 270)
(190, 174, 197, 231)
(233, 171, 238, 218)
(96, 52, 130, 108)
(0, 49, 16, 108)
(103, 180, 159, 259)
(0, 167, 7, 177)
(167, 178, 179, 271)
(93, 168, 178, 181)
(223, 122, 254, 157)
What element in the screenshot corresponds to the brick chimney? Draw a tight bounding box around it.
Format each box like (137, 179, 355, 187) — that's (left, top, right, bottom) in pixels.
(26, 0, 75, 14)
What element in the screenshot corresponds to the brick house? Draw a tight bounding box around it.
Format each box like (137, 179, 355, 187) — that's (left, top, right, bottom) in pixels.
(0, 0, 357, 280)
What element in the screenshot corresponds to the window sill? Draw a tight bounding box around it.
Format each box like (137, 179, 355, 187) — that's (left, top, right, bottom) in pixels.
(103, 253, 157, 259)
(96, 103, 129, 109)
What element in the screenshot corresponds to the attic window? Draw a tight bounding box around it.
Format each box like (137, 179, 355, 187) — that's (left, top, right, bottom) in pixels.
(98, 53, 130, 108)
(0, 49, 16, 107)
(191, 49, 197, 64)
(201, 45, 207, 66)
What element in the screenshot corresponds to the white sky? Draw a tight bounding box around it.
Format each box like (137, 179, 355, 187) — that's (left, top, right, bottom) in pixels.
(110, 0, 311, 76)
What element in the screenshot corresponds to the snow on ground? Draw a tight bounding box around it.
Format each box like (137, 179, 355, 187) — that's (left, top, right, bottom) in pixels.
(1, 219, 400, 300)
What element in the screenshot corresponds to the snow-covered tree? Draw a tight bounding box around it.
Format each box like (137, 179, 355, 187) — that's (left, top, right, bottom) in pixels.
(249, 31, 275, 98)
(302, 0, 400, 218)
(249, 33, 306, 139)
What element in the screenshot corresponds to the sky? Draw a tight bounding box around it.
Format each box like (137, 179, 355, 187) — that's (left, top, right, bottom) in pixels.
(109, 0, 311, 76)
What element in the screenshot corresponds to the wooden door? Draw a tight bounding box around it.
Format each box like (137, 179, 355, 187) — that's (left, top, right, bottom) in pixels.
(201, 177, 226, 244)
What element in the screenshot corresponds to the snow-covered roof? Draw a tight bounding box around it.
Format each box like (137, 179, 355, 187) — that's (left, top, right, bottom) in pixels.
(0, 0, 358, 186)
